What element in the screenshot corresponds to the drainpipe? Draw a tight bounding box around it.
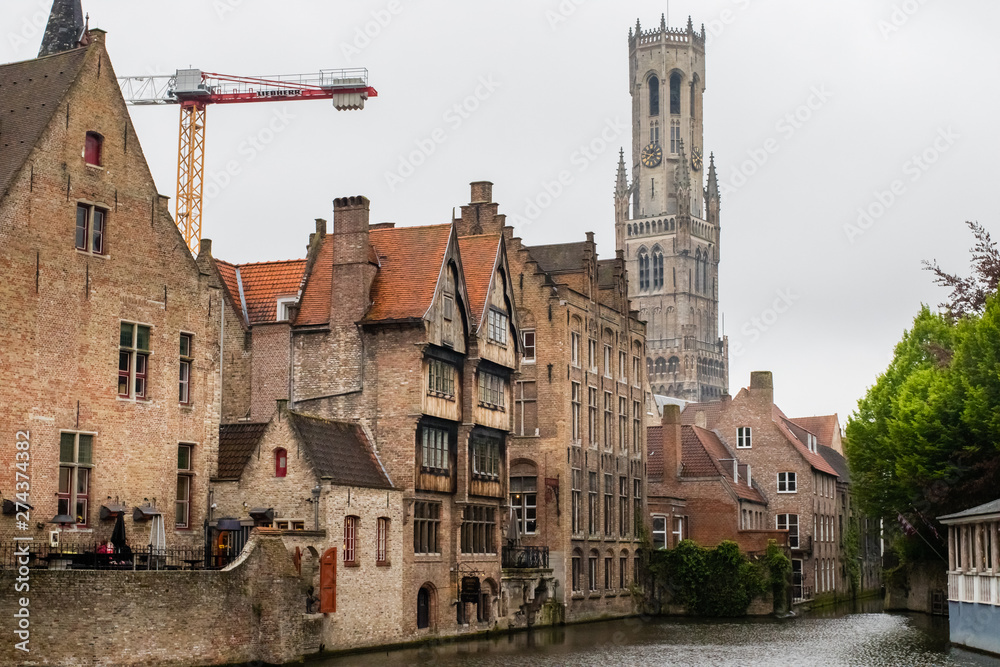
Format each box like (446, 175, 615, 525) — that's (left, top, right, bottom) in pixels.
(312, 485, 321, 531)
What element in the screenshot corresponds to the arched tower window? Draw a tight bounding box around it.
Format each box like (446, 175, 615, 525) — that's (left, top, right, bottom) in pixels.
(654, 357, 666, 375)
(652, 246, 664, 289)
(667, 356, 680, 373)
(649, 75, 660, 117)
(637, 248, 649, 291)
(669, 73, 682, 115)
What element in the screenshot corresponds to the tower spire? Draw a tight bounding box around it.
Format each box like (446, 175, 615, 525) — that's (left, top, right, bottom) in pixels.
(615, 148, 629, 199)
(706, 152, 719, 202)
(38, 0, 86, 58)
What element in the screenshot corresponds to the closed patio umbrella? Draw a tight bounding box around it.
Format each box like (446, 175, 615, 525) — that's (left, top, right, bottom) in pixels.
(506, 505, 521, 546)
(110, 512, 127, 552)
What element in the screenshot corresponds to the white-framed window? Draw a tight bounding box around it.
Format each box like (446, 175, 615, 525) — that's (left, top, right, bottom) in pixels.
(652, 515, 667, 550)
(588, 339, 598, 372)
(777, 472, 797, 493)
(443, 293, 454, 321)
(619, 350, 628, 383)
(603, 345, 612, 378)
(488, 309, 508, 346)
(478, 371, 506, 409)
(589, 553, 599, 591)
(673, 516, 685, 544)
(276, 296, 297, 321)
(777, 514, 799, 549)
(806, 433, 817, 453)
(522, 330, 535, 362)
(510, 476, 537, 534)
(737, 426, 752, 449)
(588, 387, 598, 447)
(571, 332, 581, 367)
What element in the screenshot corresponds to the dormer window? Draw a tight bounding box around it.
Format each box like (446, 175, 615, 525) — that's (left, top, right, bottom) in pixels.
(276, 297, 296, 321)
(84, 132, 103, 166)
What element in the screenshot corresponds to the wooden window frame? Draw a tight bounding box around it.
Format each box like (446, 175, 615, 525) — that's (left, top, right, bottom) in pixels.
(58, 431, 93, 527)
(118, 322, 150, 399)
(376, 517, 389, 565)
(522, 329, 535, 362)
(75, 203, 107, 254)
(343, 516, 358, 565)
(275, 447, 288, 477)
(175, 443, 193, 529)
(413, 501, 441, 555)
(179, 333, 193, 405)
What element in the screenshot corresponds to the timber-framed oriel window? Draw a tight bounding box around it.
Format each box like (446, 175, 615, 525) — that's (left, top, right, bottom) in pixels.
(428, 358, 456, 398)
(487, 309, 508, 346)
(119, 322, 151, 399)
(471, 432, 501, 480)
(420, 424, 451, 474)
(59, 431, 93, 526)
(478, 371, 506, 409)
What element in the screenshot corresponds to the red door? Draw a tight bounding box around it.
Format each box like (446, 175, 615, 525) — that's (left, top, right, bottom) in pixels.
(320, 548, 337, 613)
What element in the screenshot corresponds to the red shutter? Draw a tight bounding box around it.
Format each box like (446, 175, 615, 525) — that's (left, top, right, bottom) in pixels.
(320, 547, 337, 613)
(84, 133, 102, 166)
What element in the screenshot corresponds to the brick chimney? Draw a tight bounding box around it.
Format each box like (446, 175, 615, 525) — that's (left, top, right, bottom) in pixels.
(661, 404, 683, 478)
(331, 196, 375, 325)
(749, 371, 774, 406)
(456, 181, 505, 236)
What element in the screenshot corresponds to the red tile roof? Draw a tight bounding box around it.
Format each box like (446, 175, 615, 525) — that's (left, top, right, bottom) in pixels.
(680, 426, 765, 503)
(237, 259, 306, 324)
(458, 235, 501, 328)
(773, 406, 839, 476)
(364, 224, 452, 323)
(215, 259, 243, 321)
(294, 236, 333, 327)
(789, 415, 840, 449)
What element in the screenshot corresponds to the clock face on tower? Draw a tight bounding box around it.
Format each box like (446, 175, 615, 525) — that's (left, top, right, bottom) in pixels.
(692, 147, 703, 171)
(640, 142, 663, 168)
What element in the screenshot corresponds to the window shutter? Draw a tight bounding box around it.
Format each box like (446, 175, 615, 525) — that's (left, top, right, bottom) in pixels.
(320, 547, 337, 613)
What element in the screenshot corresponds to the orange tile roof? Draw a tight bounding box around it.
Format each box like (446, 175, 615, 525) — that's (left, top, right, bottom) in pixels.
(458, 235, 501, 328)
(364, 224, 452, 323)
(294, 237, 333, 327)
(789, 415, 840, 449)
(773, 406, 839, 476)
(237, 259, 306, 324)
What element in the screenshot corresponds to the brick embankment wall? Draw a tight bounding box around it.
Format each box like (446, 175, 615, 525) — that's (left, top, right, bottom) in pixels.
(0, 535, 311, 667)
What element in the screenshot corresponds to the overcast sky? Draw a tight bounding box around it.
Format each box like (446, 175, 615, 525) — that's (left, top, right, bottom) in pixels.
(5, 0, 998, 423)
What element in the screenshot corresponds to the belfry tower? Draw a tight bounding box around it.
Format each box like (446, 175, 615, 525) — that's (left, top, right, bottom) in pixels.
(615, 15, 728, 402)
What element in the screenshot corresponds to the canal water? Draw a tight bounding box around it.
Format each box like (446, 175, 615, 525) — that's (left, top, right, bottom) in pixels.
(316, 600, 1000, 667)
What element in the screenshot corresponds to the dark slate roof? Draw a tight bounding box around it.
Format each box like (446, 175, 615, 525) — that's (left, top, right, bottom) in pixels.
(0, 46, 89, 200)
(526, 242, 588, 274)
(818, 445, 850, 483)
(217, 423, 269, 479)
(287, 412, 393, 489)
(939, 499, 1000, 522)
(38, 0, 86, 57)
(597, 259, 617, 289)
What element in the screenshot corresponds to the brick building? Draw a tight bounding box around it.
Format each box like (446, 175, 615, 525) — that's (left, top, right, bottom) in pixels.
(674, 372, 842, 603)
(211, 401, 404, 651)
(494, 192, 649, 621)
(647, 404, 783, 554)
(0, 15, 221, 548)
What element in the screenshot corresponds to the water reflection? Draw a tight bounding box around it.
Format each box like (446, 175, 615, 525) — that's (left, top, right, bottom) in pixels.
(316, 600, 1000, 667)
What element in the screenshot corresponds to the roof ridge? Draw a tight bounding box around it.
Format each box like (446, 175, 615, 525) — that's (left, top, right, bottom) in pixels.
(370, 222, 451, 232)
(0, 45, 88, 69)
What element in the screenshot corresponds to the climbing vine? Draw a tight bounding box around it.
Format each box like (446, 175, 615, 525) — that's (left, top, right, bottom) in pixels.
(649, 539, 789, 617)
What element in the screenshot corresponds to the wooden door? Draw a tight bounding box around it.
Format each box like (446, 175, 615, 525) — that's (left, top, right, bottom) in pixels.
(320, 548, 337, 613)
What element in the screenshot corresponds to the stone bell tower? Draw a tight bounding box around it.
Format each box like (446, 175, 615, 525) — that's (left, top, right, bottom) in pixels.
(614, 14, 728, 403)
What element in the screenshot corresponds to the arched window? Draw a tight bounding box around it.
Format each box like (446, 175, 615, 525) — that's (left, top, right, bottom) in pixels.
(667, 356, 680, 373)
(85, 131, 103, 166)
(652, 246, 664, 289)
(646, 358, 653, 376)
(275, 448, 287, 477)
(654, 357, 666, 375)
(637, 248, 649, 291)
(648, 75, 660, 116)
(669, 72, 682, 115)
(702, 252, 710, 295)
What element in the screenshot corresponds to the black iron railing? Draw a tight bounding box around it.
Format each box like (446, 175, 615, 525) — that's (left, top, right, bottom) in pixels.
(502, 545, 549, 569)
(0, 541, 239, 571)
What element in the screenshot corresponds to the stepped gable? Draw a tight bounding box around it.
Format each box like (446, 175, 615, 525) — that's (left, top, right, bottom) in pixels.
(0, 46, 89, 199)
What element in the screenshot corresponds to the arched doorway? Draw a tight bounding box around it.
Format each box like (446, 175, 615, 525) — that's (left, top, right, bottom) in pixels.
(417, 586, 432, 629)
